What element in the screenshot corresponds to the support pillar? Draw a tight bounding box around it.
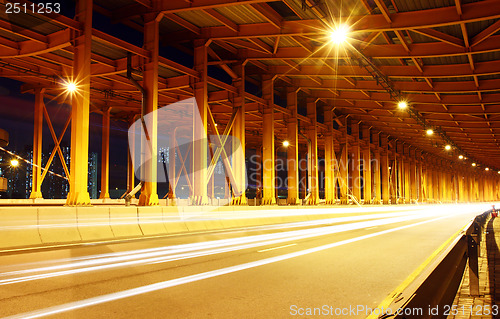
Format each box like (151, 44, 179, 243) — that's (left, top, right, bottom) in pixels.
(306, 98, 319, 205)
(362, 126, 372, 204)
(30, 88, 44, 199)
(99, 107, 111, 199)
(66, 0, 92, 206)
(167, 129, 176, 200)
(262, 75, 276, 205)
(286, 88, 299, 205)
(231, 63, 247, 205)
(339, 117, 349, 204)
(380, 134, 390, 204)
(138, 14, 160, 206)
(372, 132, 381, 204)
(324, 109, 335, 205)
(409, 148, 416, 203)
(403, 146, 410, 204)
(351, 121, 361, 203)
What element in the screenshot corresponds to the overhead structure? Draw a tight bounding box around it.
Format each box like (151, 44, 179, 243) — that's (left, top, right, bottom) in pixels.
(0, 0, 499, 205)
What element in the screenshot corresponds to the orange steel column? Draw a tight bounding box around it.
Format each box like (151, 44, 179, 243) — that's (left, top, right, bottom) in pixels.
(127, 115, 138, 195)
(30, 88, 44, 199)
(138, 14, 160, 206)
(372, 131, 381, 204)
(380, 133, 390, 204)
(350, 121, 361, 203)
(339, 116, 349, 204)
(409, 148, 416, 203)
(261, 75, 276, 205)
(324, 109, 335, 205)
(254, 146, 262, 200)
(168, 129, 176, 200)
(231, 62, 247, 205)
(99, 107, 110, 199)
(403, 145, 410, 204)
(66, 0, 92, 206)
(306, 98, 319, 205)
(396, 142, 404, 204)
(362, 126, 372, 204)
(286, 87, 299, 205)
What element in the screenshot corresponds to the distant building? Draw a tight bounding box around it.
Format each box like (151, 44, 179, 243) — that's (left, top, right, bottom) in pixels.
(2, 145, 98, 199)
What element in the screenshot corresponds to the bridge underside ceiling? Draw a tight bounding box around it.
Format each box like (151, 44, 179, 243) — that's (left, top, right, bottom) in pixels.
(1, 0, 500, 169)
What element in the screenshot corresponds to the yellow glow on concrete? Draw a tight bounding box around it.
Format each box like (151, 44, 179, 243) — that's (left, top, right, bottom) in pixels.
(10, 159, 19, 167)
(426, 129, 434, 136)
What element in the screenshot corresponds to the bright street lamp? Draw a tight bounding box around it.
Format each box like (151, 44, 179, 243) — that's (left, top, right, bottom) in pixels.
(10, 159, 19, 167)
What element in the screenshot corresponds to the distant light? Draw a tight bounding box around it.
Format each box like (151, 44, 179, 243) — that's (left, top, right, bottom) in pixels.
(214, 123, 218, 127)
(497, 171, 500, 174)
(472, 163, 476, 167)
(426, 129, 434, 136)
(10, 159, 19, 167)
(458, 155, 464, 160)
(445, 145, 451, 151)
(397, 101, 408, 109)
(329, 25, 349, 44)
(283, 140, 290, 147)
(485, 167, 490, 171)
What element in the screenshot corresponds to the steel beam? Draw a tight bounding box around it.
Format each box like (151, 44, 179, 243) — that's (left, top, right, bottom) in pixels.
(66, 0, 92, 206)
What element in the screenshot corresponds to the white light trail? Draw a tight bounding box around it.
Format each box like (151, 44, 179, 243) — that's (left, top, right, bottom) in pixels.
(0, 210, 446, 286)
(3, 213, 462, 319)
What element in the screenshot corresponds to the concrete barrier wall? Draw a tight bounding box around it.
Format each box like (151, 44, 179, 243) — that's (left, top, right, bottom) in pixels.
(109, 206, 143, 238)
(38, 207, 81, 244)
(0, 204, 400, 250)
(0, 207, 41, 248)
(77, 207, 114, 241)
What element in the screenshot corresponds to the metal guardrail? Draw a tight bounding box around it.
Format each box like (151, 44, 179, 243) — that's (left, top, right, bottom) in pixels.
(377, 209, 493, 319)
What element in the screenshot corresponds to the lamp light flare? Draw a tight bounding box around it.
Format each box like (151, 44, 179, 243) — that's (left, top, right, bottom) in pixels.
(485, 167, 490, 171)
(10, 159, 19, 167)
(458, 155, 464, 160)
(472, 163, 477, 167)
(282, 140, 290, 147)
(64, 81, 77, 93)
(426, 129, 434, 136)
(329, 25, 349, 44)
(397, 101, 408, 109)
(445, 145, 451, 151)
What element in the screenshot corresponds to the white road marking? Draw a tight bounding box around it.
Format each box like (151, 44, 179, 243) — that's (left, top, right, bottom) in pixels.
(257, 243, 297, 253)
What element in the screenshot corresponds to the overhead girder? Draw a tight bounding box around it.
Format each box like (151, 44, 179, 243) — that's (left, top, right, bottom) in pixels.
(247, 60, 500, 79)
(242, 35, 500, 60)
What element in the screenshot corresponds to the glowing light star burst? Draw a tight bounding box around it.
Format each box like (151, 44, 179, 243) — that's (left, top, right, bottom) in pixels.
(329, 25, 349, 45)
(397, 101, 408, 109)
(445, 145, 451, 151)
(65, 81, 77, 93)
(283, 140, 290, 147)
(10, 159, 19, 167)
(426, 129, 434, 136)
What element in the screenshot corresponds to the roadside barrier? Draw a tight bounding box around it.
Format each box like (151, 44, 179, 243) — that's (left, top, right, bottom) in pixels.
(378, 209, 492, 319)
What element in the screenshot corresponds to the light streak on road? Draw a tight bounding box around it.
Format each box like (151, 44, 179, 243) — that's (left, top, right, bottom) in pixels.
(0, 207, 475, 288)
(2, 213, 465, 319)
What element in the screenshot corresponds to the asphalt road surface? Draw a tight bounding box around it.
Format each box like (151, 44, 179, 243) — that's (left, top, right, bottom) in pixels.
(0, 204, 492, 319)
